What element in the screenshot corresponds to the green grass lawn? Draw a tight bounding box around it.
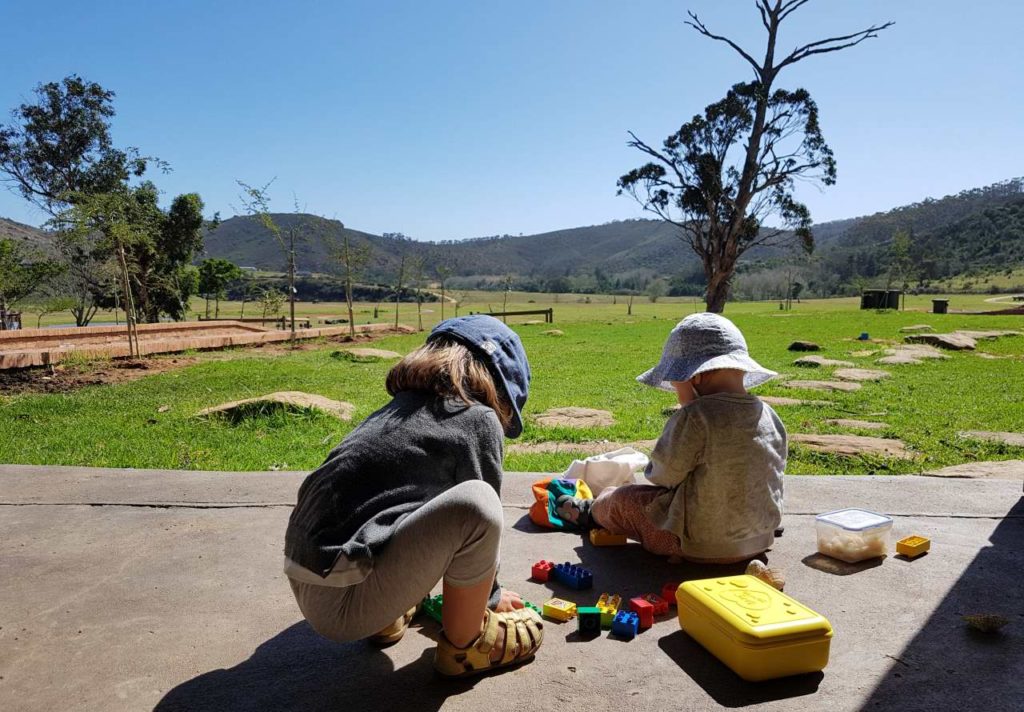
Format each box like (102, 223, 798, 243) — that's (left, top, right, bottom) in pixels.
(2, 297, 1022, 474)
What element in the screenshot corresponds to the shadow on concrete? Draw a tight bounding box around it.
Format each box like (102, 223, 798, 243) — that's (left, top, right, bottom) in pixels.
(860, 497, 1024, 710)
(154, 621, 473, 712)
(801, 553, 885, 576)
(658, 630, 824, 707)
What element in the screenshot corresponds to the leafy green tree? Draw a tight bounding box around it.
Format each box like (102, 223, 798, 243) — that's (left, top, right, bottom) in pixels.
(0, 238, 64, 321)
(0, 75, 154, 216)
(646, 278, 668, 303)
(260, 286, 285, 321)
(198, 258, 242, 318)
(618, 1, 891, 313)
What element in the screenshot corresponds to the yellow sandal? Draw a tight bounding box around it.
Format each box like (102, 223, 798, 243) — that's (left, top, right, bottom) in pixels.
(433, 608, 544, 677)
(368, 604, 419, 647)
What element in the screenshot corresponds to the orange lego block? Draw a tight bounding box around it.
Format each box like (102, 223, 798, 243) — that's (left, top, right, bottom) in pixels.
(589, 528, 628, 546)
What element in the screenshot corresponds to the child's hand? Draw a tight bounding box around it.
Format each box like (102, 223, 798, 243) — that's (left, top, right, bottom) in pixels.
(494, 589, 525, 612)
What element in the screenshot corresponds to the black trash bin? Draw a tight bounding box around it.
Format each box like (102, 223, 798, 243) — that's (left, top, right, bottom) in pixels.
(932, 299, 949, 314)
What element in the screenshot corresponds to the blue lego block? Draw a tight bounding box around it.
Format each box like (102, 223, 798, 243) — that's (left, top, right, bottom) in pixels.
(552, 561, 593, 590)
(611, 610, 639, 639)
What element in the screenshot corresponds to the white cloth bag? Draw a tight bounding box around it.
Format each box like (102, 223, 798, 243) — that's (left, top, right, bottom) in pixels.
(561, 447, 650, 497)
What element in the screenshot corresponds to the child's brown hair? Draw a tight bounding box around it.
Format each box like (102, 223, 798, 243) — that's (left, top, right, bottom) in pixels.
(386, 338, 513, 431)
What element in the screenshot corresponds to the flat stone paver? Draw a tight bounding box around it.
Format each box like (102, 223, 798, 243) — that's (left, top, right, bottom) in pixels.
(905, 333, 977, 351)
(794, 356, 856, 368)
(958, 431, 1024, 448)
(833, 368, 891, 382)
(534, 407, 615, 428)
(790, 434, 913, 459)
(1, 466, 1022, 712)
(196, 392, 355, 421)
(336, 348, 402, 359)
(925, 460, 1024, 479)
(825, 419, 887, 431)
(784, 380, 862, 393)
(759, 396, 832, 407)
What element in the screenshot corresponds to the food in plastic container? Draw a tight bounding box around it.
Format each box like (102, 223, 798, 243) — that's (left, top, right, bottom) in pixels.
(815, 508, 892, 563)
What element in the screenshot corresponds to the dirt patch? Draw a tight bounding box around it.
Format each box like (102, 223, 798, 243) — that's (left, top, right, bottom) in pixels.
(534, 407, 615, 428)
(332, 348, 402, 362)
(0, 357, 200, 396)
(507, 439, 657, 455)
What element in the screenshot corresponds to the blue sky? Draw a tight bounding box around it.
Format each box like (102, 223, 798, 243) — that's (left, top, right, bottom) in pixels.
(2, 1, 1022, 241)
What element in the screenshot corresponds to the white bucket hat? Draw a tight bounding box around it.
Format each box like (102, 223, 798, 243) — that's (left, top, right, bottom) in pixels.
(637, 313, 777, 392)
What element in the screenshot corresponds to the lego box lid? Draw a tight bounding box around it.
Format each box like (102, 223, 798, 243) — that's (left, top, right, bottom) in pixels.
(678, 576, 833, 647)
(815, 508, 892, 532)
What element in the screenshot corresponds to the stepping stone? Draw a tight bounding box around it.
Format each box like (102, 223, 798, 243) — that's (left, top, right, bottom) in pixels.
(826, 419, 887, 431)
(535, 407, 615, 428)
(925, 460, 1024, 480)
(976, 352, 1008, 360)
(878, 344, 950, 365)
(759, 396, 832, 407)
(794, 356, 855, 368)
(784, 380, 862, 393)
(790, 434, 912, 459)
(958, 431, 1024, 448)
(522, 320, 545, 325)
(343, 348, 402, 359)
(834, 368, 891, 382)
(197, 391, 355, 421)
(905, 333, 976, 350)
(787, 341, 821, 352)
(541, 329, 564, 336)
(850, 350, 877, 357)
(507, 439, 657, 455)
(952, 330, 1021, 340)
(900, 324, 934, 333)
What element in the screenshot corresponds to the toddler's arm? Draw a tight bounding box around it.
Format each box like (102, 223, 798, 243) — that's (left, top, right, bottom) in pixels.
(645, 407, 705, 488)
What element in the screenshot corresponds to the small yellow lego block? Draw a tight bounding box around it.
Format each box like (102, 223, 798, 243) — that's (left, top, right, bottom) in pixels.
(596, 592, 622, 628)
(589, 528, 628, 546)
(896, 535, 930, 558)
(542, 597, 577, 622)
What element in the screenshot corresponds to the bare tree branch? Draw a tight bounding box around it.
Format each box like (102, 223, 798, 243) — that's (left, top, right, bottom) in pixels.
(685, 11, 762, 77)
(778, 0, 812, 22)
(778, 22, 894, 70)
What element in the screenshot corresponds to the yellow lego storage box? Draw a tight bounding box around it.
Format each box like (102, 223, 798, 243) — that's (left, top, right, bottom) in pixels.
(676, 575, 833, 682)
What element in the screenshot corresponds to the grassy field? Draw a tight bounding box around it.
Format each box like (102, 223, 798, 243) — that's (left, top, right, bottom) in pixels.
(1, 295, 1022, 474)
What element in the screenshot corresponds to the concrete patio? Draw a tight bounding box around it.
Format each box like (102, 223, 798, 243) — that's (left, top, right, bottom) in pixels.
(1, 465, 1021, 711)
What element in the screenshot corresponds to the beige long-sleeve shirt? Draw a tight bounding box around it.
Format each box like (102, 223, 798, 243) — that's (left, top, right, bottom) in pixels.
(645, 393, 786, 560)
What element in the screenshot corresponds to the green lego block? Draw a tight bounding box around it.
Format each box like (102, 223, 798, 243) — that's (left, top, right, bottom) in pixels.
(421, 594, 541, 624)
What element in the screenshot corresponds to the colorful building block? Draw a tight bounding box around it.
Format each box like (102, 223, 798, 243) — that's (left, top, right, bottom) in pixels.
(423, 594, 542, 623)
(421, 594, 444, 623)
(661, 581, 681, 606)
(641, 593, 669, 617)
(596, 593, 622, 628)
(611, 610, 639, 639)
(629, 597, 655, 629)
(524, 600, 542, 616)
(542, 597, 578, 622)
(552, 562, 593, 590)
(589, 528, 628, 546)
(577, 606, 603, 636)
(896, 535, 931, 558)
(531, 559, 555, 582)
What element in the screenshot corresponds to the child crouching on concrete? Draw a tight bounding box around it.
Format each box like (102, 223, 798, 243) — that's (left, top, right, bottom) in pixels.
(559, 313, 785, 564)
(284, 315, 543, 677)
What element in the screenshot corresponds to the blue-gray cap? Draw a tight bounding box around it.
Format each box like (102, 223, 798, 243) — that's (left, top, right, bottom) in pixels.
(427, 315, 531, 438)
(637, 313, 777, 391)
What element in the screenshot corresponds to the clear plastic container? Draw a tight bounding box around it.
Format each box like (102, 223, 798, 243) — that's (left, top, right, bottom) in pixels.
(815, 508, 892, 563)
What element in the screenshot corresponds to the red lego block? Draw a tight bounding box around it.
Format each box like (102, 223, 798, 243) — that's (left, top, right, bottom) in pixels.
(629, 597, 655, 629)
(661, 581, 681, 607)
(532, 560, 555, 582)
(641, 593, 669, 616)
